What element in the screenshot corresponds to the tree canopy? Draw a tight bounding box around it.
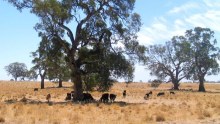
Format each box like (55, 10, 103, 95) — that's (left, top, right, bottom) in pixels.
(145, 36, 191, 90)
(185, 27, 220, 92)
(4, 62, 28, 81)
(6, 0, 146, 100)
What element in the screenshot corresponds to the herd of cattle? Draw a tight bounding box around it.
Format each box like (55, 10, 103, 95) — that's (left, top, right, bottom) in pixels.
(34, 88, 176, 103)
(65, 91, 117, 103)
(62, 90, 175, 103)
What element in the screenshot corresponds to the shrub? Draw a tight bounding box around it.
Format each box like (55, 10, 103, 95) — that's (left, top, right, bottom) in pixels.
(151, 79, 162, 89)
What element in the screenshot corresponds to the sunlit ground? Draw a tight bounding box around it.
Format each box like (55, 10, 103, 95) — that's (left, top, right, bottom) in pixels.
(0, 81, 220, 124)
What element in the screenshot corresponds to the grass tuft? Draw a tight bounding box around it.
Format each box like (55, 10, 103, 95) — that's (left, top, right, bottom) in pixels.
(203, 110, 211, 117)
(145, 114, 153, 122)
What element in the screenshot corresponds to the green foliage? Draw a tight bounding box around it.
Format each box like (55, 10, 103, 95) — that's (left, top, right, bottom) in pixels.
(185, 27, 220, 91)
(186, 27, 220, 78)
(31, 35, 71, 87)
(82, 73, 117, 92)
(47, 52, 71, 84)
(4, 62, 28, 81)
(46, 38, 71, 83)
(82, 73, 99, 91)
(80, 48, 134, 91)
(31, 36, 51, 76)
(26, 68, 38, 81)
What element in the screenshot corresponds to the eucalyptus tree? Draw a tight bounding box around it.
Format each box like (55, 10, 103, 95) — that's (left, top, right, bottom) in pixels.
(31, 36, 52, 89)
(32, 35, 71, 88)
(4, 62, 28, 81)
(185, 27, 220, 92)
(47, 49, 71, 88)
(7, 0, 146, 100)
(145, 36, 191, 90)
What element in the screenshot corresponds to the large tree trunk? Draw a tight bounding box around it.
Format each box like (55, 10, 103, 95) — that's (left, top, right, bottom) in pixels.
(40, 72, 46, 89)
(198, 77, 206, 92)
(58, 78, 62, 88)
(72, 68, 84, 101)
(40, 75, 45, 89)
(172, 79, 179, 90)
(173, 82, 179, 90)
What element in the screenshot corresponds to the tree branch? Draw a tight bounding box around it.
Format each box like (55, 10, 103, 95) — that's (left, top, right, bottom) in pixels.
(58, 23, 75, 44)
(74, 1, 106, 48)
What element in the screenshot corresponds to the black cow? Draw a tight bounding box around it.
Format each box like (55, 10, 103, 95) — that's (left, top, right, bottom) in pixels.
(170, 91, 175, 94)
(123, 90, 126, 98)
(82, 93, 95, 103)
(109, 94, 116, 102)
(157, 92, 165, 96)
(65, 93, 72, 100)
(144, 91, 152, 100)
(100, 93, 109, 103)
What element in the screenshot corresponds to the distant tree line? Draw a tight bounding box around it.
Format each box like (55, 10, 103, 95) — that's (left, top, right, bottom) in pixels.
(5, 27, 220, 93)
(4, 59, 70, 88)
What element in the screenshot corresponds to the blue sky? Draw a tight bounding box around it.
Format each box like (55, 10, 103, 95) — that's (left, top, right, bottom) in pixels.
(0, 0, 220, 82)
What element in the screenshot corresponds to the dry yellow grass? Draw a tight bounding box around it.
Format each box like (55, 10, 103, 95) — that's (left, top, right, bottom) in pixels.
(0, 80, 220, 124)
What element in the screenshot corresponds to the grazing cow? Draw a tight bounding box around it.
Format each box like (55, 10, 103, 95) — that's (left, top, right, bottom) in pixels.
(65, 93, 72, 100)
(157, 92, 165, 96)
(82, 93, 95, 103)
(109, 94, 117, 102)
(123, 90, 126, 98)
(144, 91, 152, 100)
(100, 93, 109, 103)
(46, 94, 51, 103)
(170, 91, 175, 94)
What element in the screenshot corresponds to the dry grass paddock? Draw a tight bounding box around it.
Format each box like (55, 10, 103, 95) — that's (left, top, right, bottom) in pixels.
(0, 81, 220, 124)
